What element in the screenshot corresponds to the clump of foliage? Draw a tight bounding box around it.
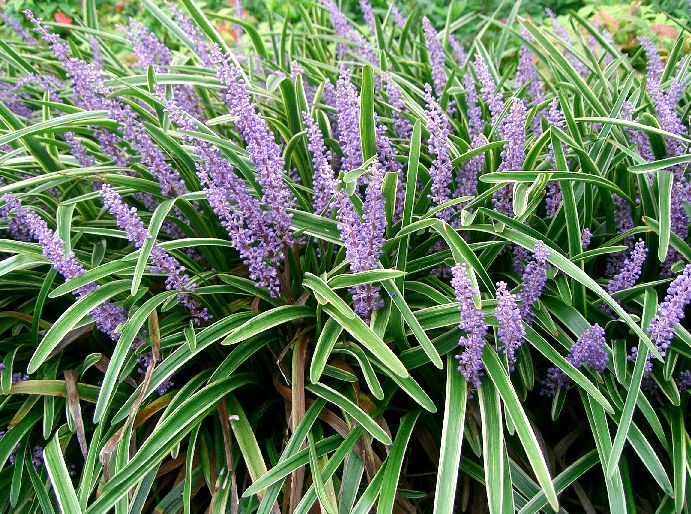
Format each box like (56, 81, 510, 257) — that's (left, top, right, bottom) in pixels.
(0, 1, 689, 512)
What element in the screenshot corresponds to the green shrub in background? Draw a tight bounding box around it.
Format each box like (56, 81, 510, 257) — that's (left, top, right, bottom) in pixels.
(0, 0, 689, 512)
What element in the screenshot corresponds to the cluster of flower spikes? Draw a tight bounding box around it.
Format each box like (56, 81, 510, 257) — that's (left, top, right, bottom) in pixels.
(164, 96, 283, 297)
(335, 161, 387, 321)
(25, 10, 188, 199)
(542, 324, 609, 396)
(0, 194, 143, 347)
(212, 46, 295, 251)
(99, 184, 210, 324)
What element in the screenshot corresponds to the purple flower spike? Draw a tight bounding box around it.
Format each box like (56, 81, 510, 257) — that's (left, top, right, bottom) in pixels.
(126, 19, 172, 70)
(495, 281, 525, 370)
(359, 0, 376, 34)
(449, 35, 467, 67)
(581, 228, 592, 249)
(213, 47, 295, 249)
(518, 240, 549, 325)
(647, 263, 691, 358)
(569, 324, 609, 372)
(382, 73, 412, 140)
(621, 101, 654, 163)
(422, 17, 447, 98)
(389, 3, 406, 28)
(304, 111, 337, 213)
(99, 185, 210, 324)
(493, 98, 527, 216)
(472, 54, 504, 127)
(335, 162, 386, 320)
(607, 239, 647, 296)
(166, 2, 213, 66)
(424, 84, 453, 222)
(322, 0, 376, 64)
(516, 43, 543, 103)
(335, 65, 363, 173)
(452, 263, 488, 391)
(1, 194, 136, 344)
(1, 13, 36, 43)
(542, 323, 609, 395)
(677, 370, 691, 391)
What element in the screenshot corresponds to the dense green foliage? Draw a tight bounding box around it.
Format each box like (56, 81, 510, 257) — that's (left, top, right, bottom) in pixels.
(0, 0, 689, 513)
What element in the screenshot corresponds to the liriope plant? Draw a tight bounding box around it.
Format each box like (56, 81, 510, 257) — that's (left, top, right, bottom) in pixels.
(0, 0, 689, 512)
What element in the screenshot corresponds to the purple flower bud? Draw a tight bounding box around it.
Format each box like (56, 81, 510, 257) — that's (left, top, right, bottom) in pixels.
(581, 228, 592, 249)
(678, 370, 691, 391)
(452, 263, 488, 391)
(495, 281, 525, 370)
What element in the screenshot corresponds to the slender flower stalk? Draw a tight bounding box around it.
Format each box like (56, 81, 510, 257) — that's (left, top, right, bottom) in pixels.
(516, 42, 543, 103)
(495, 281, 525, 370)
(389, 2, 406, 28)
(452, 263, 488, 390)
(458, 73, 485, 198)
(99, 185, 210, 324)
(545, 9, 589, 77)
(166, 2, 213, 66)
(518, 241, 549, 325)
